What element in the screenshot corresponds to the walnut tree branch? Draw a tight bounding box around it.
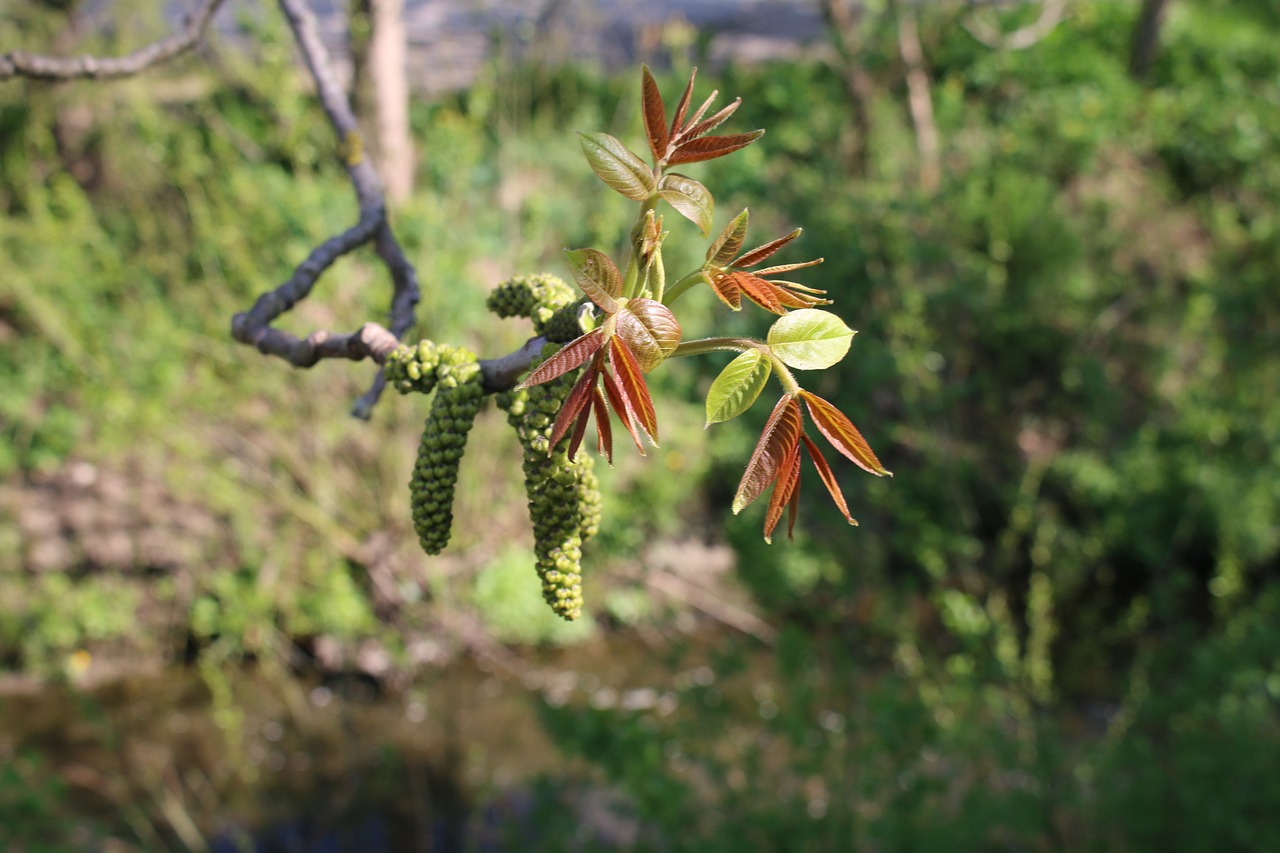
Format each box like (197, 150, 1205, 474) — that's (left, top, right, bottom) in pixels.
(230, 0, 424, 418)
(0, 0, 227, 81)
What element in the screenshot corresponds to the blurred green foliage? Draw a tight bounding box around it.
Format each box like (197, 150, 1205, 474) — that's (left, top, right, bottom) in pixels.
(1, 0, 1278, 848)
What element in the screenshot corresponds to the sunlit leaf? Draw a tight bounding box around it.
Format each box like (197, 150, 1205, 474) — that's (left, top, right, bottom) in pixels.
(601, 369, 646, 455)
(668, 70, 697, 141)
(767, 309, 855, 370)
(615, 298, 681, 372)
(669, 130, 765, 165)
(592, 389, 613, 463)
(658, 173, 714, 236)
(641, 65, 669, 162)
(705, 349, 772, 425)
(733, 273, 788, 315)
(801, 435, 857, 526)
(549, 366, 598, 450)
(737, 227, 801, 268)
(565, 248, 622, 313)
(801, 391, 891, 476)
(707, 209, 750, 267)
(763, 440, 802, 544)
(519, 329, 604, 388)
(733, 396, 803, 514)
(608, 337, 659, 443)
(683, 98, 742, 141)
(705, 270, 743, 311)
(578, 132, 656, 201)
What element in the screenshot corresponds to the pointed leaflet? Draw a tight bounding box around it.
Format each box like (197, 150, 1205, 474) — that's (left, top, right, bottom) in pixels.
(565, 248, 622, 313)
(705, 269, 743, 311)
(682, 98, 742, 141)
(608, 337, 659, 443)
(601, 368, 647, 455)
(732, 272, 788, 315)
(766, 309, 855, 370)
(578, 132, 656, 201)
(733, 396, 804, 514)
(705, 348, 772, 425)
(592, 388, 613, 463)
(669, 130, 765, 166)
(658, 173, 714, 236)
(707, 209, 750, 267)
(763, 440, 803, 544)
(737, 227, 802, 268)
(801, 434, 858, 526)
(567, 394, 593, 460)
(668, 69, 697, 141)
(801, 391, 891, 476)
(519, 328, 605, 387)
(549, 366, 598, 451)
(641, 65, 669, 161)
(615, 298, 681, 372)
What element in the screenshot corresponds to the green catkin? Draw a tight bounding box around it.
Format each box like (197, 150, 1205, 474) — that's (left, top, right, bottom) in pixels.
(496, 345, 602, 621)
(407, 345, 484, 556)
(384, 339, 445, 396)
(486, 273, 587, 342)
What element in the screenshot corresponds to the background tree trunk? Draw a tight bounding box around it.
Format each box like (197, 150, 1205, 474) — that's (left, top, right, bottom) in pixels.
(1129, 0, 1172, 81)
(351, 0, 413, 204)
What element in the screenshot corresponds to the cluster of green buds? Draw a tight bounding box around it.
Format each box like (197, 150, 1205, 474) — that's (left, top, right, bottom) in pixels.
(497, 345, 601, 621)
(384, 339, 447, 395)
(404, 345, 485, 555)
(486, 273, 588, 343)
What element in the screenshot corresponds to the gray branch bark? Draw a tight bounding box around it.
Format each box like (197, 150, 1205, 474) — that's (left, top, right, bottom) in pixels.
(0, 0, 227, 81)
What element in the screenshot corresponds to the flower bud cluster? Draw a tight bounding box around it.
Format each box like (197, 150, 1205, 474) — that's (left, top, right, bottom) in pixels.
(408, 345, 484, 556)
(497, 344, 602, 621)
(384, 339, 446, 396)
(486, 273, 582, 340)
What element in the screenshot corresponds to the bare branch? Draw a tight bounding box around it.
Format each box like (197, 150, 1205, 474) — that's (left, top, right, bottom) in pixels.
(963, 0, 1070, 51)
(0, 0, 227, 81)
(223, 0, 423, 417)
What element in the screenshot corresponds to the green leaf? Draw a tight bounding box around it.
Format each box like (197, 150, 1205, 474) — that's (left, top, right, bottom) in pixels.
(578, 132, 656, 201)
(565, 248, 621, 313)
(706, 349, 772, 425)
(707, 209, 750, 266)
(658, 173, 714, 236)
(765, 308, 854, 370)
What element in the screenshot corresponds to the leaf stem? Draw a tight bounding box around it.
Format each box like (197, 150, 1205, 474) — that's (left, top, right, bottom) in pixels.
(662, 269, 707, 306)
(670, 336, 757, 358)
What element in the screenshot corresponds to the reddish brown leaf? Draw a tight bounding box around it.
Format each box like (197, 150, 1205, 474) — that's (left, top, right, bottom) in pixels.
(549, 366, 598, 451)
(519, 328, 606, 388)
(668, 70, 698, 143)
(615, 298, 681, 372)
(733, 396, 804, 514)
(682, 98, 741, 141)
(801, 435, 858, 526)
(682, 91, 720, 136)
(756, 259, 824, 277)
(736, 228, 802, 269)
(565, 248, 623, 313)
(608, 337, 659, 443)
(567, 400, 592, 461)
(706, 271, 743, 311)
(763, 439, 802, 544)
(601, 368, 646, 455)
(770, 281, 831, 310)
(801, 391, 891, 476)
(641, 65, 669, 162)
(668, 130, 765, 165)
(732, 272, 788, 315)
(592, 387, 613, 464)
(786, 472, 801, 540)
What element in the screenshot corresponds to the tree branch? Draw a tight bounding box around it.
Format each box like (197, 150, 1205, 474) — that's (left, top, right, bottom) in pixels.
(963, 0, 1070, 51)
(0, 0, 227, 81)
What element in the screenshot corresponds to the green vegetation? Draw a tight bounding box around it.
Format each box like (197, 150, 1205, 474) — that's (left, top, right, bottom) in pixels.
(2, 0, 1278, 848)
